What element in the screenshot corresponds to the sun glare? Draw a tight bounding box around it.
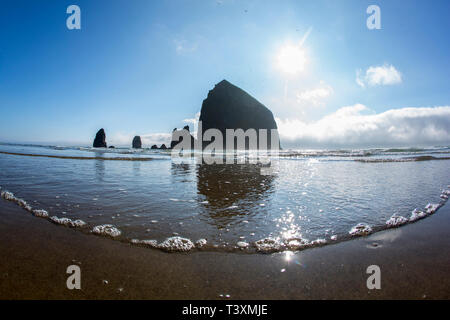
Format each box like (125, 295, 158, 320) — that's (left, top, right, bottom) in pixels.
(276, 44, 307, 75)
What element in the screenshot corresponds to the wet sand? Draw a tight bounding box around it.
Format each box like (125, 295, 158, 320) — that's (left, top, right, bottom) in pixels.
(0, 199, 449, 299)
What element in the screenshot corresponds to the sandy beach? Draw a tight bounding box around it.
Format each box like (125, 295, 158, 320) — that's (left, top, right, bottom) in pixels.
(1, 198, 449, 300)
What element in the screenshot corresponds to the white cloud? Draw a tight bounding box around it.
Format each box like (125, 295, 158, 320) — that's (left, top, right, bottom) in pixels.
(276, 105, 450, 148)
(357, 64, 402, 88)
(296, 81, 333, 107)
(183, 111, 200, 127)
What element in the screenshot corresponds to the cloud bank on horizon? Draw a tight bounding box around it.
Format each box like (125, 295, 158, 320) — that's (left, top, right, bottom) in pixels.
(276, 105, 450, 148)
(108, 105, 450, 149)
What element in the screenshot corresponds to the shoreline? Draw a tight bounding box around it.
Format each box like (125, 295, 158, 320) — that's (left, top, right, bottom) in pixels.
(1, 186, 447, 254)
(0, 151, 161, 161)
(1, 199, 449, 299)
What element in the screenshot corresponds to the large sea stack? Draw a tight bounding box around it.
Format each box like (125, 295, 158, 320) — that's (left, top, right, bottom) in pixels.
(93, 129, 107, 148)
(198, 80, 280, 150)
(132, 136, 142, 149)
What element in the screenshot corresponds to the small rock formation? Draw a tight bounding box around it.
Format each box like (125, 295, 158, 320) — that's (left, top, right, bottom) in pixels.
(199, 80, 280, 150)
(132, 136, 142, 149)
(109, 146, 115, 149)
(171, 125, 196, 150)
(160, 144, 167, 150)
(150, 145, 158, 150)
(93, 129, 107, 148)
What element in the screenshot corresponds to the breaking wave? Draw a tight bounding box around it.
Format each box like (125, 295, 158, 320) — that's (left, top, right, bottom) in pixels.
(1, 143, 450, 160)
(355, 156, 450, 163)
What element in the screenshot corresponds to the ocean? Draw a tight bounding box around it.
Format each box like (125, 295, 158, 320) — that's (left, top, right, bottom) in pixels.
(0, 143, 449, 253)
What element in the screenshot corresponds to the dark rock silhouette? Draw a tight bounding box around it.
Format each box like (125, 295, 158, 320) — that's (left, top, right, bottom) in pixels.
(93, 129, 107, 148)
(171, 125, 196, 150)
(160, 144, 167, 150)
(196, 163, 275, 227)
(199, 80, 279, 150)
(132, 136, 142, 149)
(109, 146, 115, 149)
(150, 145, 158, 150)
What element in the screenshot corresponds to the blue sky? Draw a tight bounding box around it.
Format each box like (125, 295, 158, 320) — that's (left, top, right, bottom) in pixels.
(0, 0, 449, 147)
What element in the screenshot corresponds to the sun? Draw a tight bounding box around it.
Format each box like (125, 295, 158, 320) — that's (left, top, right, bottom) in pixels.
(276, 44, 307, 75)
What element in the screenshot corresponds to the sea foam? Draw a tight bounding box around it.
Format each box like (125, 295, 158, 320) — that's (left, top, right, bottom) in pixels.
(17, 198, 33, 212)
(158, 236, 195, 252)
(1, 190, 15, 201)
(425, 203, 440, 214)
(1, 190, 33, 213)
(195, 238, 207, 248)
(349, 223, 372, 236)
(236, 241, 249, 249)
(284, 237, 310, 250)
(33, 209, 49, 218)
(92, 224, 122, 237)
(0, 189, 89, 226)
(311, 238, 327, 245)
(409, 208, 426, 222)
(50, 216, 87, 228)
(386, 214, 408, 227)
(254, 238, 284, 253)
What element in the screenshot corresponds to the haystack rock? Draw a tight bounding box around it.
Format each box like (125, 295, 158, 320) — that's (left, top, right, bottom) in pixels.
(198, 80, 280, 150)
(150, 145, 158, 150)
(93, 129, 107, 148)
(160, 144, 167, 150)
(171, 125, 196, 149)
(132, 136, 142, 149)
